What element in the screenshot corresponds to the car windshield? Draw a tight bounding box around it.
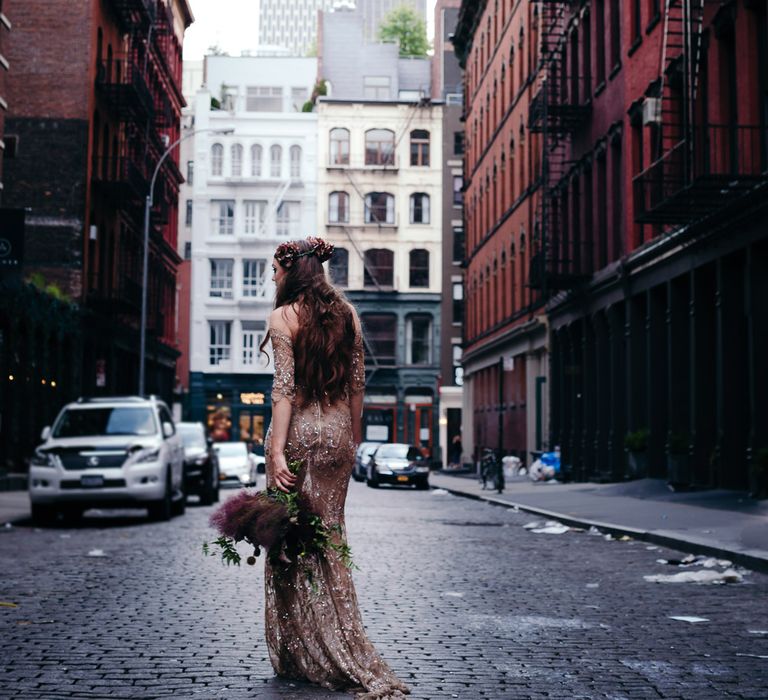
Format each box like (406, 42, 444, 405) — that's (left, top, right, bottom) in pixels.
(376, 444, 424, 461)
(215, 442, 247, 457)
(52, 407, 156, 438)
(178, 424, 206, 448)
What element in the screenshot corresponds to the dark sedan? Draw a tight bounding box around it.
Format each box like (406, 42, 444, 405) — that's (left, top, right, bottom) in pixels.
(177, 422, 220, 505)
(366, 443, 430, 489)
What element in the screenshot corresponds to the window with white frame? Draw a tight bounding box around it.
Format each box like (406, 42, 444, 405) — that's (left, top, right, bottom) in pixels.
(246, 86, 283, 112)
(406, 314, 432, 364)
(364, 192, 395, 224)
(209, 321, 231, 365)
(242, 258, 268, 298)
(410, 193, 430, 224)
(290, 145, 302, 179)
(243, 200, 266, 235)
(364, 129, 395, 165)
(329, 128, 350, 165)
(291, 87, 308, 111)
(211, 143, 223, 176)
(328, 191, 349, 223)
(364, 248, 394, 287)
(270, 144, 282, 178)
(276, 201, 300, 237)
(409, 249, 429, 287)
(363, 76, 391, 100)
(211, 200, 235, 235)
(185, 199, 192, 226)
(251, 144, 262, 177)
(186, 160, 194, 184)
(231, 144, 243, 176)
(241, 320, 266, 366)
(209, 259, 234, 298)
(409, 129, 430, 166)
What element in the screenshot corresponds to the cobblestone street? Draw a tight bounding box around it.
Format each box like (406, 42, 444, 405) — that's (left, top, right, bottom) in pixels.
(1, 482, 767, 699)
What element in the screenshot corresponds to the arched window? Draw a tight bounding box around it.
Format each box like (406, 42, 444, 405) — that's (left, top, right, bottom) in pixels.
(328, 191, 350, 223)
(364, 192, 395, 224)
(329, 247, 349, 287)
(290, 145, 302, 179)
(363, 248, 394, 287)
(329, 128, 350, 165)
(270, 144, 282, 178)
(410, 129, 430, 166)
(231, 144, 243, 177)
(409, 249, 429, 287)
(409, 193, 430, 224)
(365, 129, 395, 166)
(251, 144, 262, 177)
(211, 143, 223, 176)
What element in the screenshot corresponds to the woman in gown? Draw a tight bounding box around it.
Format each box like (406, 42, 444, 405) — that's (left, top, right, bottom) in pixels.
(261, 237, 410, 699)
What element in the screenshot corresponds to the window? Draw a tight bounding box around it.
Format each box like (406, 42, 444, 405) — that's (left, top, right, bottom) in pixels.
(361, 313, 396, 364)
(595, 0, 606, 84)
(242, 320, 266, 366)
(453, 176, 463, 206)
(244, 200, 266, 235)
(209, 321, 231, 365)
(243, 259, 268, 297)
(410, 193, 430, 224)
(409, 249, 429, 287)
(184, 241, 191, 260)
(363, 76, 391, 100)
(364, 249, 394, 287)
(209, 259, 233, 298)
(231, 144, 243, 176)
(246, 86, 283, 112)
(185, 200, 192, 226)
(251, 144, 262, 177)
(452, 227, 465, 263)
(365, 129, 395, 166)
(291, 87, 308, 110)
(329, 128, 350, 165)
(364, 192, 395, 224)
(211, 200, 234, 235)
(329, 247, 349, 286)
(452, 282, 464, 324)
(270, 144, 282, 178)
(211, 143, 223, 176)
(632, 0, 642, 43)
(276, 201, 300, 237)
(610, 0, 621, 69)
(328, 191, 350, 223)
(454, 131, 465, 155)
(290, 145, 302, 179)
(406, 315, 432, 364)
(410, 129, 430, 166)
(186, 160, 194, 184)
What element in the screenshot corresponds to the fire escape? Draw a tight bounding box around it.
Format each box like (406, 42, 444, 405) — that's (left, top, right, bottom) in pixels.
(528, 1, 590, 294)
(633, 0, 768, 224)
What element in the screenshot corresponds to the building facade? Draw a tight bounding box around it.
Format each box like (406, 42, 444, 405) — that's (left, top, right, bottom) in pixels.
(0, 2, 10, 196)
(185, 55, 318, 444)
(454, 1, 550, 469)
(259, 0, 342, 56)
(355, 0, 427, 42)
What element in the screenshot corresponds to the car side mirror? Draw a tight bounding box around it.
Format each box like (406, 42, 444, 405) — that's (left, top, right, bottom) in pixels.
(162, 422, 174, 438)
(40, 426, 51, 442)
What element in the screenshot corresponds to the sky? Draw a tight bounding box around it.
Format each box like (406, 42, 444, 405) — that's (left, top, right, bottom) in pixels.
(183, 0, 438, 60)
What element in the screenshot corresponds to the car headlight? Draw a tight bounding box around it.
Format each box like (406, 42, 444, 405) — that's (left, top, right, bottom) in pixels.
(132, 448, 161, 464)
(239, 473, 251, 484)
(375, 463, 393, 475)
(415, 465, 429, 473)
(30, 449, 54, 468)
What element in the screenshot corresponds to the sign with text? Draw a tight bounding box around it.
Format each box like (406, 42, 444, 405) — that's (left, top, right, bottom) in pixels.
(0, 208, 25, 269)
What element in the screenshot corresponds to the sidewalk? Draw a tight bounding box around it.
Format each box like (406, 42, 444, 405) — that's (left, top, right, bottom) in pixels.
(431, 471, 768, 573)
(0, 489, 30, 527)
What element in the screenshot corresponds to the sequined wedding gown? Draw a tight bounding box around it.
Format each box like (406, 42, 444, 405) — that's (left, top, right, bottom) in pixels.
(263, 329, 410, 699)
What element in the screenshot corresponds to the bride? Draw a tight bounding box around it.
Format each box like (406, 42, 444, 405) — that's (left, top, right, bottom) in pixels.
(261, 236, 410, 699)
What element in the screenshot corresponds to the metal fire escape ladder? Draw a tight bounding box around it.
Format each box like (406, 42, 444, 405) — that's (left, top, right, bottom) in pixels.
(258, 178, 293, 238)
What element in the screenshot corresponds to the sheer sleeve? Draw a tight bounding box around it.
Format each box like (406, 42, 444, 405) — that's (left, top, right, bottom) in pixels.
(269, 330, 295, 405)
(349, 332, 365, 396)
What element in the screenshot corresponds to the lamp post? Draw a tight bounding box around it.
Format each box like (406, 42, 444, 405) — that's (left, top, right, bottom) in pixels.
(139, 127, 234, 396)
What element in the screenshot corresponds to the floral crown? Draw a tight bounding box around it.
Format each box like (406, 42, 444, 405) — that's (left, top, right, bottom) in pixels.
(274, 237, 334, 269)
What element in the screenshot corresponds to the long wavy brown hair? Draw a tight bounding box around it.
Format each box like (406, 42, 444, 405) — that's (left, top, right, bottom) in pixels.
(260, 238, 356, 406)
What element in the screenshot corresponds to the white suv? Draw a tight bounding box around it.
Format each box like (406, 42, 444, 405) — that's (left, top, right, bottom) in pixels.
(29, 396, 185, 523)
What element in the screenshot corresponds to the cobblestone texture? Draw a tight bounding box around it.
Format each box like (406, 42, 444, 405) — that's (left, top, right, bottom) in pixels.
(1, 483, 767, 699)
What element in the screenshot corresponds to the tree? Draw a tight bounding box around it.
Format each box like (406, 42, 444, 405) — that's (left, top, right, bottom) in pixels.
(378, 5, 430, 58)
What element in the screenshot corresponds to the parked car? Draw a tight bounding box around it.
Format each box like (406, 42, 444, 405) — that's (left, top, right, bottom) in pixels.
(250, 444, 266, 474)
(177, 422, 220, 505)
(215, 441, 257, 487)
(366, 443, 430, 489)
(352, 442, 381, 482)
(29, 396, 185, 524)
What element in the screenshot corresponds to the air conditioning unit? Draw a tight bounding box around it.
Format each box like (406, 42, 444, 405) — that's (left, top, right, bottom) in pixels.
(642, 97, 661, 125)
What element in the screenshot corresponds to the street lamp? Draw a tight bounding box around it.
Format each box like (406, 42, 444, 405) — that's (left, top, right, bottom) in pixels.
(139, 126, 234, 396)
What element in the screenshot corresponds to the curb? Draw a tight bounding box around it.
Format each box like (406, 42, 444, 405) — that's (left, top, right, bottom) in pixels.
(432, 484, 768, 575)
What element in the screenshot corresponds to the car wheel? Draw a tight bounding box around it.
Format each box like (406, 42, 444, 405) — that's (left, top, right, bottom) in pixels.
(148, 472, 173, 522)
(416, 478, 430, 490)
(31, 503, 57, 525)
(366, 475, 379, 489)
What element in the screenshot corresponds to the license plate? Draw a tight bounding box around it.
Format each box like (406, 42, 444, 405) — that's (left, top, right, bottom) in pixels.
(80, 475, 104, 488)
(396, 475, 409, 482)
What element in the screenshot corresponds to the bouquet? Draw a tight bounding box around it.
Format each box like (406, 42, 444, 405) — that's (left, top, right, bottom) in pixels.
(202, 459, 354, 572)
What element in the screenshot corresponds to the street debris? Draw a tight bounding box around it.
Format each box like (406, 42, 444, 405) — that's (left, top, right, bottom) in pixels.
(587, 526, 602, 536)
(441, 591, 464, 598)
(585, 583, 600, 589)
(87, 549, 107, 557)
(747, 630, 768, 635)
(669, 616, 710, 623)
(604, 534, 614, 541)
(645, 569, 744, 584)
(523, 520, 570, 534)
(431, 489, 449, 496)
(646, 545, 660, 551)
(736, 653, 768, 659)
(0, 601, 18, 608)
(4, 522, 13, 529)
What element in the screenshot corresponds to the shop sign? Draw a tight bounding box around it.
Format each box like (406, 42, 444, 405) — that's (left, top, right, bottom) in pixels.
(240, 392, 265, 405)
(0, 208, 25, 268)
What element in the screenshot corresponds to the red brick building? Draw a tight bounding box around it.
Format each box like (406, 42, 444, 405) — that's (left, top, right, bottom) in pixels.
(453, 1, 550, 467)
(3, 0, 193, 399)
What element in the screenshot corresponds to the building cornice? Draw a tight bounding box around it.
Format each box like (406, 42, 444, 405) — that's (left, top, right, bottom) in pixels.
(453, 0, 488, 68)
